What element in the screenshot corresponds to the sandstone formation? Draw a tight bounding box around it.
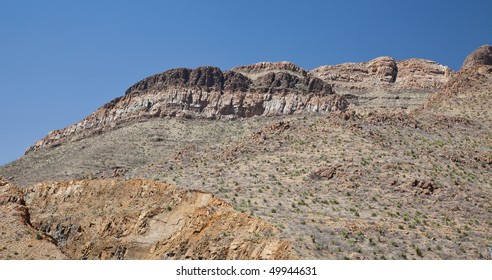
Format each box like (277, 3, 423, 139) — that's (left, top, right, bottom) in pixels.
(312, 57, 452, 111)
(26, 63, 346, 154)
(393, 59, 453, 90)
(311, 57, 451, 92)
(24, 179, 296, 260)
(311, 56, 398, 91)
(462, 45, 492, 69)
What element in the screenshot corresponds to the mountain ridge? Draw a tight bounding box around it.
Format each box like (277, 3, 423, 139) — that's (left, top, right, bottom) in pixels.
(26, 56, 452, 154)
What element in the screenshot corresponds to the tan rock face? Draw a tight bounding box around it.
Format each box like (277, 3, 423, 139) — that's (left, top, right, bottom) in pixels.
(367, 56, 398, 83)
(312, 57, 451, 92)
(0, 177, 67, 260)
(394, 59, 453, 90)
(24, 179, 297, 260)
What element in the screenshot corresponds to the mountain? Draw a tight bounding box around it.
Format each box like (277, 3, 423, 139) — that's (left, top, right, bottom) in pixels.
(25, 58, 451, 154)
(25, 62, 346, 154)
(1, 47, 491, 260)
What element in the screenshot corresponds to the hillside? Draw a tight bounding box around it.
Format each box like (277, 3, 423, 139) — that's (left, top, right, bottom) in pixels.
(1, 46, 491, 260)
(0, 176, 67, 260)
(1, 177, 296, 260)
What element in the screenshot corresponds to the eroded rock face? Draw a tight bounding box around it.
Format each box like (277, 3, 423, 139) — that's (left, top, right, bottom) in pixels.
(26, 64, 343, 154)
(367, 56, 398, 83)
(462, 45, 492, 69)
(25, 56, 456, 154)
(394, 59, 453, 90)
(0, 177, 67, 260)
(24, 179, 297, 260)
(312, 57, 451, 92)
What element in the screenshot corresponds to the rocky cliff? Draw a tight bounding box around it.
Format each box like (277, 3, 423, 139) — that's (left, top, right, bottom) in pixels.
(312, 57, 451, 92)
(462, 45, 492, 69)
(26, 63, 346, 154)
(25, 56, 454, 154)
(312, 56, 399, 91)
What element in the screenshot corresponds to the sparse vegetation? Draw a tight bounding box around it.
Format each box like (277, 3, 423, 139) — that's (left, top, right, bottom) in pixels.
(2, 67, 492, 260)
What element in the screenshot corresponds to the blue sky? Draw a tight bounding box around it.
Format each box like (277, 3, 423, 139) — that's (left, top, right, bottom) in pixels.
(0, 0, 490, 165)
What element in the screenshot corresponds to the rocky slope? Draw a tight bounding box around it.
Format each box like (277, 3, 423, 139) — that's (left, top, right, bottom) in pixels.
(1, 177, 296, 260)
(424, 45, 492, 119)
(2, 111, 490, 259)
(0, 176, 67, 259)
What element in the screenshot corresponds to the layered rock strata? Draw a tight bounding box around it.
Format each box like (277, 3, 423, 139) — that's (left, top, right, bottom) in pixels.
(26, 63, 345, 153)
(312, 57, 452, 92)
(26, 57, 453, 154)
(312, 57, 452, 110)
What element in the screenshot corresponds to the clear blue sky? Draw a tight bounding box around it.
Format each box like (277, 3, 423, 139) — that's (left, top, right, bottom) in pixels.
(0, 0, 490, 165)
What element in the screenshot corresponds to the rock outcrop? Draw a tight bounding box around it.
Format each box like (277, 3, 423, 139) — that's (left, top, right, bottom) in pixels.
(0, 176, 67, 259)
(394, 59, 453, 90)
(26, 63, 346, 154)
(423, 65, 492, 119)
(462, 45, 492, 69)
(311, 57, 452, 111)
(311, 57, 398, 91)
(24, 56, 455, 154)
(311, 57, 451, 92)
(424, 46, 492, 119)
(24, 179, 297, 260)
